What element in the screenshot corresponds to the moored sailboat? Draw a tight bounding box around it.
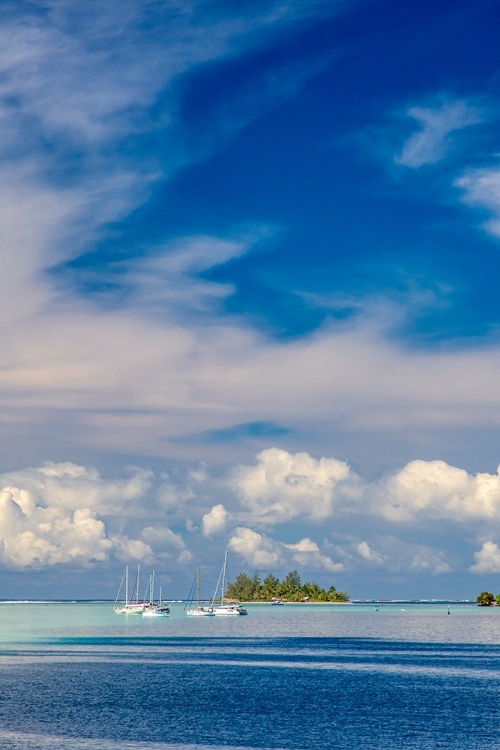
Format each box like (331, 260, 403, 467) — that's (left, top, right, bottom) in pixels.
(114, 564, 147, 614)
(142, 571, 170, 617)
(185, 568, 214, 617)
(212, 551, 247, 616)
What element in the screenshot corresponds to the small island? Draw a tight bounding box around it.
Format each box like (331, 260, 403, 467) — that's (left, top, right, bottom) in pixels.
(476, 591, 500, 606)
(225, 569, 349, 603)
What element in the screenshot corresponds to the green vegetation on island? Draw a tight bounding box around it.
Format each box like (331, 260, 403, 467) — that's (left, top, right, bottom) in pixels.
(225, 569, 349, 603)
(476, 591, 500, 606)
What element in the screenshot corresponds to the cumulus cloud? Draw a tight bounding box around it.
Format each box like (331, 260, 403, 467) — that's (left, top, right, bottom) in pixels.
(355, 541, 385, 565)
(112, 537, 154, 564)
(409, 549, 451, 575)
(470, 541, 500, 574)
(351, 537, 452, 576)
(0, 462, 190, 569)
(372, 459, 500, 522)
(284, 537, 343, 572)
(228, 449, 500, 529)
(0, 486, 113, 567)
(395, 99, 482, 168)
(228, 527, 343, 573)
(202, 504, 232, 536)
(2, 450, 500, 584)
(285, 537, 319, 553)
(141, 525, 191, 564)
(229, 527, 282, 568)
(1, 462, 153, 517)
(231, 447, 355, 524)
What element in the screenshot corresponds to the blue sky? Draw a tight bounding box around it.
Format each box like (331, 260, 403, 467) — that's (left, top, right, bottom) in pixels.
(2, 0, 500, 600)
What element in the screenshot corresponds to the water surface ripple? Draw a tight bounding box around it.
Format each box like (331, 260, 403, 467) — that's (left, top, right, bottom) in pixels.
(1, 602, 499, 748)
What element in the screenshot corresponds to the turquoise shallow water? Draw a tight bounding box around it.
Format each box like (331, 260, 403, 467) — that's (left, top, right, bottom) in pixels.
(1, 602, 500, 748)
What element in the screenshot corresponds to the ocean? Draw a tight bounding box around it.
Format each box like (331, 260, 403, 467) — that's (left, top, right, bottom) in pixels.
(0, 601, 499, 749)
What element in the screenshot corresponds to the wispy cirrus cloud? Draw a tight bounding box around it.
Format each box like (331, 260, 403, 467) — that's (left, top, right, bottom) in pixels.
(1, 4, 499, 477)
(0, 0, 345, 148)
(456, 166, 500, 237)
(0, 0, 356, 468)
(0, 0, 346, 295)
(394, 98, 483, 168)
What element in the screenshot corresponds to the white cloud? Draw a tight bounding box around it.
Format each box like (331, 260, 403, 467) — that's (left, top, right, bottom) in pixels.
(0, 487, 114, 567)
(118, 231, 270, 320)
(470, 541, 500, 574)
(0, 0, 361, 470)
(285, 537, 319, 553)
(284, 537, 343, 572)
(0, 0, 496, 589)
(350, 537, 452, 576)
(229, 527, 282, 568)
(5, 301, 500, 468)
(231, 447, 354, 524)
(0, 462, 153, 517)
(141, 525, 188, 563)
(0, 0, 339, 147)
(1, 4, 500, 478)
(2, 3, 499, 596)
(395, 99, 482, 168)
(409, 549, 451, 575)
(228, 449, 500, 528)
(229, 527, 343, 573)
(0, 462, 190, 569)
(1, 451, 499, 583)
(110, 537, 153, 564)
(456, 166, 500, 237)
(355, 541, 385, 565)
(202, 504, 232, 536)
(372, 459, 500, 523)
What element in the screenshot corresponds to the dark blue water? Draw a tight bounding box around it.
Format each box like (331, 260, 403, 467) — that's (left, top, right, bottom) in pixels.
(1, 635, 500, 748)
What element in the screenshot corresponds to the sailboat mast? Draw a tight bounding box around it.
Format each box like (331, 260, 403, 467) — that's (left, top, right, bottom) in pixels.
(149, 572, 154, 605)
(221, 550, 228, 602)
(125, 565, 129, 606)
(197, 567, 201, 608)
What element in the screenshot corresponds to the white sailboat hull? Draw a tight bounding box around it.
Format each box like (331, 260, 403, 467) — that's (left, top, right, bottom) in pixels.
(142, 607, 169, 617)
(186, 607, 215, 617)
(213, 604, 247, 615)
(114, 603, 146, 615)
